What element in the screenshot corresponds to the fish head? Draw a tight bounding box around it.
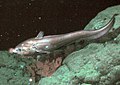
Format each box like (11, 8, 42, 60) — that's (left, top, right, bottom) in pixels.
(9, 38, 54, 55)
(9, 47, 31, 55)
(9, 38, 37, 55)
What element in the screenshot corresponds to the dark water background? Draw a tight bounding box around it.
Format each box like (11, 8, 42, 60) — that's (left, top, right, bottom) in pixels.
(0, 0, 119, 50)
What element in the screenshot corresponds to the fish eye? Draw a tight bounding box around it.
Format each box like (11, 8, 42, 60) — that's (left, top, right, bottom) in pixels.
(16, 48, 21, 51)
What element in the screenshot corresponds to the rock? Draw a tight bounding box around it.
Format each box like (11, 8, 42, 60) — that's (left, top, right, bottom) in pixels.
(38, 5, 120, 85)
(0, 51, 31, 85)
(85, 5, 120, 30)
(99, 65, 120, 84)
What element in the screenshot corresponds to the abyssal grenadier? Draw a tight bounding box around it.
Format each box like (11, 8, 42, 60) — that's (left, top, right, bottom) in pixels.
(9, 15, 116, 56)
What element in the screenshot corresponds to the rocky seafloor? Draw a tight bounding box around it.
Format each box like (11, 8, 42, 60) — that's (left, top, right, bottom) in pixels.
(38, 5, 120, 85)
(0, 5, 120, 85)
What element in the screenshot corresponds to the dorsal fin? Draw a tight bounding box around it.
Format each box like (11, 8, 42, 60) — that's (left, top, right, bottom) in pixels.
(35, 31, 44, 39)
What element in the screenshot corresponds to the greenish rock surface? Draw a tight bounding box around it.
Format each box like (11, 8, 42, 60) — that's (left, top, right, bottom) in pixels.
(38, 5, 120, 85)
(0, 51, 35, 85)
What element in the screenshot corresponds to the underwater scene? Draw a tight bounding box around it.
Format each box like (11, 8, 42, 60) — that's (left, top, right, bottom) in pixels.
(0, 1, 120, 85)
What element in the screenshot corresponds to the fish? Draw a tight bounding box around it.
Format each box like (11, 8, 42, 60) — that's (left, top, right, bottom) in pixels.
(9, 15, 116, 56)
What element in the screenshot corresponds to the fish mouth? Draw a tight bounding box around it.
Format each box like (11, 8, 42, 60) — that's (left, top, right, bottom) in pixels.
(9, 48, 16, 53)
(9, 48, 21, 54)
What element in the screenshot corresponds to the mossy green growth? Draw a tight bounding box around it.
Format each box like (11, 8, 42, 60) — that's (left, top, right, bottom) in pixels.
(0, 51, 34, 85)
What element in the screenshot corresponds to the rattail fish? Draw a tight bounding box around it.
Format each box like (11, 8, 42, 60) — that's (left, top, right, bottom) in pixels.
(9, 15, 116, 55)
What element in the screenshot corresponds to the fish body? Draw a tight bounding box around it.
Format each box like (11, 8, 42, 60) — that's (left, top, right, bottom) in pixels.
(9, 15, 115, 55)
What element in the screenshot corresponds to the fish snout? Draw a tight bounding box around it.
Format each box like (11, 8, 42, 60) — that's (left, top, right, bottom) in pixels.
(9, 48, 15, 53)
(9, 47, 33, 55)
(9, 48, 21, 54)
